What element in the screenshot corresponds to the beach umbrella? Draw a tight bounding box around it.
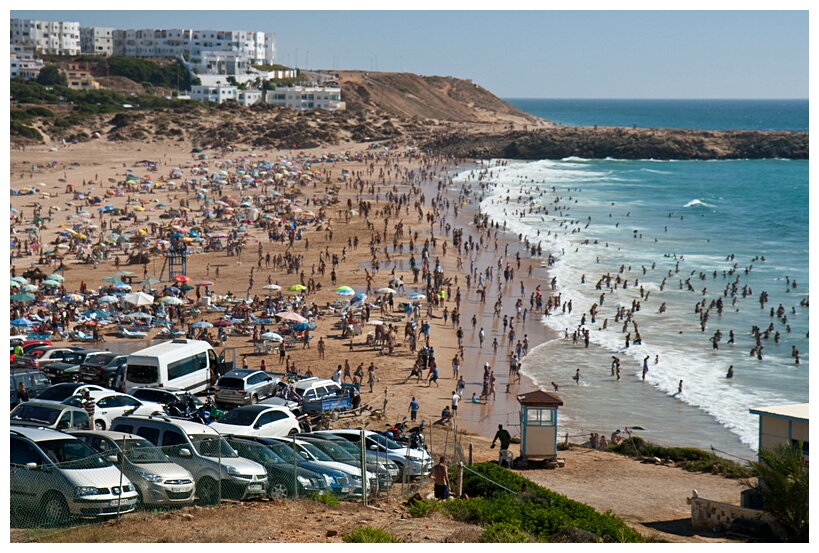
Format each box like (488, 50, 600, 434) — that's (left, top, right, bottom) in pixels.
(263, 284, 282, 291)
(62, 293, 85, 303)
(123, 291, 155, 306)
(408, 293, 426, 301)
(197, 281, 214, 287)
(288, 284, 307, 292)
(138, 278, 162, 286)
(161, 296, 183, 305)
(102, 276, 120, 283)
(179, 284, 195, 292)
(22, 284, 38, 292)
(212, 319, 232, 327)
(80, 309, 111, 320)
(114, 270, 134, 277)
(10, 293, 36, 303)
(336, 289, 355, 297)
(112, 283, 132, 291)
(275, 311, 308, 324)
(191, 321, 213, 329)
(336, 286, 354, 293)
(261, 332, 284, 342)
(11, 276, 29, 285)
(377, 287, 397, 295)
(97, 295, 119, 304)
(172, 274, 191, 283)
(10, 318, 35, 327)
(290, 322, 316, 332)
(41, 280, 61, 289)
(47, 273, 64, 282)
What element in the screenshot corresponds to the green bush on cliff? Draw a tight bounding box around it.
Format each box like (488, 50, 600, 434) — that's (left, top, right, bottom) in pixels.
(442, 462, 643, 543)
(608, 438, 751, 479)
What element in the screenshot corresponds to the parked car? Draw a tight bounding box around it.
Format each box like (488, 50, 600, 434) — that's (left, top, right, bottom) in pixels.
(62, 390, 165, 430)
(10, 426, 138, 526)
(10, 400, 90, 431)
(265, 436, 378, 498)
(312, 429, 432, 478)
(225, 436, 331, 499)
(71, 430, 195, 508)
(296, 433, 398, 490)
(110, 414, 268, 504)
(79, 353, 128, 388)
(209, 405, 300, 438)
(214, 369, 278, 407)
(10, 368, 51, 409)
(11, 346, 80, 370)
(43, 349, 107, 383)
(35, 383, 108, 404)
(237, 436, 352, 497)
(10, 340, 52, 362)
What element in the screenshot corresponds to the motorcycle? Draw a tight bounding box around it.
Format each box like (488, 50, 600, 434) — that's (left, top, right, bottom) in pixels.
(297, 413, 312, 433)
(383, 418, 427, 451)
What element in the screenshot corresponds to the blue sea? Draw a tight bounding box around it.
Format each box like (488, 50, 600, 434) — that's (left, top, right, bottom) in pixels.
(457, 99, 809, 461)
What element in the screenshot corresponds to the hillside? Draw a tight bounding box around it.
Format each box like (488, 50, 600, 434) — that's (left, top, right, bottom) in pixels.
(10, 70, 807, 160)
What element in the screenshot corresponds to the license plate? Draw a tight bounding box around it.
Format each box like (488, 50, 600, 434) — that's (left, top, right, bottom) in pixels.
(109, 498, 135, 507)
(170, 486, 189, 493)
(247, 484, 263, 491)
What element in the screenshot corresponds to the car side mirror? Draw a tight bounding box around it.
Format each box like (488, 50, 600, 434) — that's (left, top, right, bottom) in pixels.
(57, 421, 70, 431)
(178, 447, 192, 458)
(369, 445, 378, 451)
(106, 454, 119, 463)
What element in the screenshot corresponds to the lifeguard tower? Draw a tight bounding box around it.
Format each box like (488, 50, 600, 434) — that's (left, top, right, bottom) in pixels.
(516, 390, 564, 468)
(165, 240, 189, 281)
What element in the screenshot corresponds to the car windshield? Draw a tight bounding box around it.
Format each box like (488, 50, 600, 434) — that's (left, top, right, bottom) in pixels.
(217, 408, 259, 426)
(368, 433, 403, 450)
(61, 396, 84, 407)
(310, 440, 357, 462)
(268, 441, 297, 463)
(11, 404, 61, 425)
(217, 377, 245, 389)
(189, 435, 238, 458)
(36, 385, 79, 402)
(61, 352, 83, 364)
(231, 441, 280, 464)
(299, 442, 335, 462)
(39, 438, 111, 469)
(87, 354, 117, 366)
(118, 438, 171, 464)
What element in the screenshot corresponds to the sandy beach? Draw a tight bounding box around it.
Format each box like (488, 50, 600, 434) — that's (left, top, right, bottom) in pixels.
(8, 133, 561, 452)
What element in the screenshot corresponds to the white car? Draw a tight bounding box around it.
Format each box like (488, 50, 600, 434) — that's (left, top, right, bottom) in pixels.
(62, 391, 165, 431)
(312, 429, 433, 478)
(209, 405, 300, 438)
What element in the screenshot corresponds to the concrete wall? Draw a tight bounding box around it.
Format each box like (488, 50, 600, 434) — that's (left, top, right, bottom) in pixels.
(690, 497, 772, 533)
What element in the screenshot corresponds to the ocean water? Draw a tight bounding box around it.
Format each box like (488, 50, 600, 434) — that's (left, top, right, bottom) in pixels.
(505, 98, 809, 132)
(455, 100, 809, 461)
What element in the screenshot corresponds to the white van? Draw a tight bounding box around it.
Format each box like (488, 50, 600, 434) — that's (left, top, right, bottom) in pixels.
(123, 339, 235, 395)
(10, 426, 139, 526)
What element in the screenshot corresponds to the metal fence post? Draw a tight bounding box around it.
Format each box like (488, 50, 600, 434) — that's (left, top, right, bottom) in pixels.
(468, 442, 473, 466)
(360, 429, 367, 505)
(292, 434, 298, 500)
(457, 462, 463, 498)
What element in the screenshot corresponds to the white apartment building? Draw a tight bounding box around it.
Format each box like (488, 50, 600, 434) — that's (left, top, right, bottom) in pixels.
(265, 86, 344, 111)
(190, 84, 262, 106)
(110, 28, 274, 65)
(10, 51, 44, 80)
(10, 18, 80, 55)
(80, 27, 114, 56)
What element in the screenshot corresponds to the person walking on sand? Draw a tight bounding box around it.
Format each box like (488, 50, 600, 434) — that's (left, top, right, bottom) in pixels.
(451, 390, 460, 417)
(573, 369, 581, 385)
(408, 397, 419, 422)
(427, 362, 439, 387)
(368, 363, 380, 392)
(479, 327, 485, 347)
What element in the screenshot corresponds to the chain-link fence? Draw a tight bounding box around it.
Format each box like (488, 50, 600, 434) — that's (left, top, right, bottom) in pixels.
(10, 425, 418, 530)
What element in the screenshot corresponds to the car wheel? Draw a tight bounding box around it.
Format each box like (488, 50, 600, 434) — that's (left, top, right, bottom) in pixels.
(196, 477, 219, 505)
(106, 376, 115, 389)
(94, 419, 106, 431)
(40, 492, 69, 527)
(288, 428, 298, 436)
(269, 483, 289, 499)
(393, 462, 405, 480)
(70, 373, 79, 382)
(250, 394, 258, 404)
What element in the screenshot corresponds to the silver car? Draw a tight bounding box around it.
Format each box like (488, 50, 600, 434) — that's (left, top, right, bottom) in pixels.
(215, 369, 278, 407)
(71, 430, 195, 508)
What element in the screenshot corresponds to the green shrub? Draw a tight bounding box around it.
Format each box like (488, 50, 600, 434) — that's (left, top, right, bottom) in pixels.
(342, 526, 402, 543)
(608, 438, 751, 479)
(309, 491, 339, 506)
(26, 106, 54, 118)
(479, 521, 534, 543)
(407, 498, 439, 518)
(10, 121, 43, 141)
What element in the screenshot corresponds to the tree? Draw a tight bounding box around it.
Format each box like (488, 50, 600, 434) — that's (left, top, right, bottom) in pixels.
(37, 65, 67, 87)
(745, 442, 809, 542)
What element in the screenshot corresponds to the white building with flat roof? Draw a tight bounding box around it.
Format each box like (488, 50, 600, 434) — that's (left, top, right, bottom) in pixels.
(10, 18, 80, 56)
(264, 85, 344, 111)
(190, 84, 262, 106)
(80, 27, 114, 56)
(110, 28, 273, 65)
